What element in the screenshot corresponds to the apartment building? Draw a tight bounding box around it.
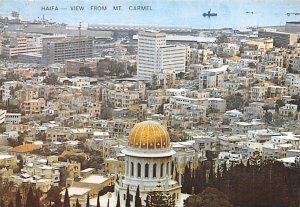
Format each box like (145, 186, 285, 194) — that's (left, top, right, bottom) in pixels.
(137, 30, 186, 81)
(2, 81, 20, 102)
(42, 36, 93, 65)
(22, 98, 46, 116)
(198, 66, 227, 89)
(0, 155, 17, 169)
(0, 110, 6, 124)
(5, 113, 21, 124)
(2, 36, 42, 58)
(258, 29, 298, 48)
(65, 58, 99, 75)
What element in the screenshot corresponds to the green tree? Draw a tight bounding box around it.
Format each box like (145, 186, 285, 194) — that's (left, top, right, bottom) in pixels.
(8, 201, 13, 207)
(182, 164, 192, 194)
(97, 191, 100, 207)
(116, 192, 120, 207)
(208, 161, 216, 187)
(47, 186, 62, 207)
(79, 67, 94, 77)
(76, 198, 80, 207)
(147, 191, 175, 207)
(134, 186, 141, 207)
(86, 193, 90, 207)
(59, 167, 67, 187)
(145, 195, 150, 207)
(63, 188, 70, 207)
(17, 155, 23, 172)
(25, 187, 34, 207)
(100, 107, 113, 120)
(43, 74, 59, 85)
(225, 95, 244, 110)
(276, 99, 285, 108)
(125, 186, 131, 207)
(185, 187, 233, 207)
(0, 199, 5, 207)
(33, 189, 40, 207)
(264, 112, 273, 124)
(16, 189, 22, 207)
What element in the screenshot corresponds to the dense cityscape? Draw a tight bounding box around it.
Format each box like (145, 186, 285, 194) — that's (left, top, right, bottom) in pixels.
(0, 9, 300, 207)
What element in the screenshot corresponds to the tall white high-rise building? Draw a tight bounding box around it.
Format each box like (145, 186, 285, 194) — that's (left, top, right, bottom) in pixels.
(137, 30, 186, 81)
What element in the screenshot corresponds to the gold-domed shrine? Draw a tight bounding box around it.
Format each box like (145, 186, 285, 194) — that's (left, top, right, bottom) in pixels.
(128, 121, 170, 149)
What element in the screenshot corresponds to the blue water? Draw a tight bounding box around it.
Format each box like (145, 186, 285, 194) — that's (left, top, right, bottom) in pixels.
(1, 0, 300, 29)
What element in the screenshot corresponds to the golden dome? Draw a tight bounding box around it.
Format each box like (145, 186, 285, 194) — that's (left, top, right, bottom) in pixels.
(128, 121, 170, 150)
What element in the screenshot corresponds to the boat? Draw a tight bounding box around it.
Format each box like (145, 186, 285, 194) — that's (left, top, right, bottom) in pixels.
(203, 9, 217, 17)
(11, 11, 20, 18)
(246, 11, 254, 14)
(286, 12, 300, 16)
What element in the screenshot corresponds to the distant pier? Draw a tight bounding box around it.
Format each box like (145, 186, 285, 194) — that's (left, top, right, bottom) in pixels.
(88, 24, 192, 32)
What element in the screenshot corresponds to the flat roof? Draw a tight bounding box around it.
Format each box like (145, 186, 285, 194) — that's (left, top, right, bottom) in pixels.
(80, 175, 110, 184)
(0, 155, 15, 160)
(62, 187, 91, 196)
(81, 168, 95, 173)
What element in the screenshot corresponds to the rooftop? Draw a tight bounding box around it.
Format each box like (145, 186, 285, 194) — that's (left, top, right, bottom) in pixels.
(0, 154, 15, 160)
(61, 187, 91, 196)
(9, 144, 41, 153)
(80, 175, 110, 184)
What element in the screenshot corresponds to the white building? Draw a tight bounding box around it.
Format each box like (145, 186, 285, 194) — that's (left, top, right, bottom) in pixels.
(5, 113, 21, 124)
(292, 56, 300, 72)
(285, 73, 300, 96)
(137, 30, 186, 81)
(198, 66, 227, 89)
(115, 121, 181, 206)
(2, 81, 19, 102)
(2, 36, 42, 58)
(0, 110, 6, 124)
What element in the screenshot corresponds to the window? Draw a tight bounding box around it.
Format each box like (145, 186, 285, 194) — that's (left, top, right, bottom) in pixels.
(138, 163, 141, 177)
(131, 162, 134, 176)
(166, 162, 169, 176)
(145, 163, 149, 178)
(171, 162, 174, 176)
(153, 163, 157, 178)
(161, 163, 164, 177)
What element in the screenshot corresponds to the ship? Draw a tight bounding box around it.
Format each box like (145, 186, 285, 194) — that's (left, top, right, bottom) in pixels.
(11, 11, 20, 18)
(203, 9, 217, 17)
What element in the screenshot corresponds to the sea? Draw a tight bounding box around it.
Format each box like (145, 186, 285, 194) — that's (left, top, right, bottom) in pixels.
(0, 0, 300, 29)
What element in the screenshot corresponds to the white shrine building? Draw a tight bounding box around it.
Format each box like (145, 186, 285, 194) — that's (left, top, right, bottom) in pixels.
(114, 120, 182, 206)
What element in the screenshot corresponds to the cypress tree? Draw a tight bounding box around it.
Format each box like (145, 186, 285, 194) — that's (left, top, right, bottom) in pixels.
(96, 191, 100, 207)
(175, 167, 179, 183)
(208, 161, 215, 187)
(25, 186, 34, 207)
(116, 192, 120, 207)
(16, 189, 22, 207)
(134, 186, 141, 207)
(145, 195, 150, 207)
(63, 188, 70, 207)
(0, 200, 5, 207)
(54, 195, 62, 207)
(76, 198, 80, 207)
(8, 201, 13, 207)
(86, 193, 90, 207)
(125, 186, 130, 207)
(183, 165, 190, 193)
(107, 199, 109, 207)
(216, 164, 222, 189)
(34, 189, 40, 207)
